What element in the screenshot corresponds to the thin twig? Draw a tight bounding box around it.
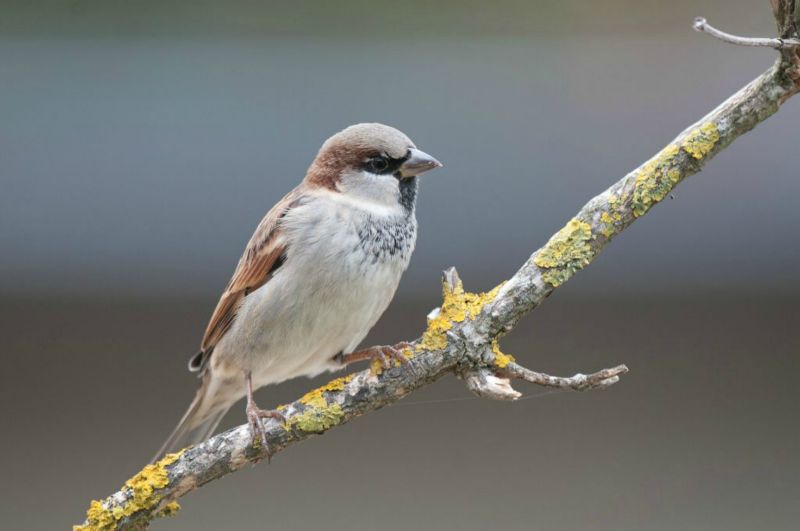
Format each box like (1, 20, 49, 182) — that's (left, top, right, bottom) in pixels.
(504, 363, 629, 391)
(693, 17, 800, 49)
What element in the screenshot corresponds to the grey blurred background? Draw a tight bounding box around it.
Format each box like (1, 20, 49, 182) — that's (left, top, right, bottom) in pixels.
(1, 1, 798, 529)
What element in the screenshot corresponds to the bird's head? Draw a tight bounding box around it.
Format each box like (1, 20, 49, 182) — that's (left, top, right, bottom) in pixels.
(305, 123, 442, 209)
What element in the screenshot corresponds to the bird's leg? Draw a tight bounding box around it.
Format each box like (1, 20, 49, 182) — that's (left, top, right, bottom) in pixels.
(337, 341, 413, 370)
(244, 371, 285, 451)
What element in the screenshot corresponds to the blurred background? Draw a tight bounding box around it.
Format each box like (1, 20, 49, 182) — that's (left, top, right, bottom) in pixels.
(2, 1, 798, 529)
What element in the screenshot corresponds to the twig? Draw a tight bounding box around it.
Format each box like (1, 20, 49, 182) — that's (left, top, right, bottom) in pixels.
(504, 363, 629, 391)
(693, 17, 800, 49)
(76, 5, 800, 530)
(463, 363, 628, 400)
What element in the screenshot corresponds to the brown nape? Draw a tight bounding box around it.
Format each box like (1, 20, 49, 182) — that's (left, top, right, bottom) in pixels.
(304, 144, 366, 191)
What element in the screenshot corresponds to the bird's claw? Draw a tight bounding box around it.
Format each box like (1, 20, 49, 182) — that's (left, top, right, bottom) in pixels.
(372, 343, 412, 369)
(338, 342, 413, 369)
(246, 403, 285, 454)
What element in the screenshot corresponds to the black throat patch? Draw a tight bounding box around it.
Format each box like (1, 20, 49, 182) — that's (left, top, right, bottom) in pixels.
(398, 176, 417, 215)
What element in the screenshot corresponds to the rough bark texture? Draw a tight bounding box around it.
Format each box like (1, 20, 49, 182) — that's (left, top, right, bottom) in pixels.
(76, 5, 800, 530)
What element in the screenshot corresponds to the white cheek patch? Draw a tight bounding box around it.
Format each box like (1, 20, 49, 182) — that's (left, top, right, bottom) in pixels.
(336, 171, 401, 212)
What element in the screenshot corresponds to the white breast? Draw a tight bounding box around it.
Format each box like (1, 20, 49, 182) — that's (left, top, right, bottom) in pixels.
(216, 190, 417, 389)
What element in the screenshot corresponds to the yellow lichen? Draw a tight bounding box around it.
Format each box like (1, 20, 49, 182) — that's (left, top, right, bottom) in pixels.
(416, 279, 503, 352)
(370, 357, 384, 375)
(491, 339, 515, 368)
(297, 374, 355, 408)
(80, 501, 114, 530)
(75, 451, 184, 531)
(156, 502, 181, 518)
(603, 195, 626, 233)
(630, 123, 719, 218)
(533, 218, 594, 287)
(599, 211, 615, 237)
(390, 347, 415, 367)
(631, 144, 681, 217)
(682, 122, 720, 160)
(291, 403, 344, 433)
(368, 347, 413, 376)
(607, 196, 624, 217)
(288, 374, 354, 433)
(613, 189, 632, 211)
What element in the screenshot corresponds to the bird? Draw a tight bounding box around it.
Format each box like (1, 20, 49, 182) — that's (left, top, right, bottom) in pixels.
(154, 123, 442, 461)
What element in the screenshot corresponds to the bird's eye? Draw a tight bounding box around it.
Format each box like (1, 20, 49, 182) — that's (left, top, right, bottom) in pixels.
(369, 156, 389, 173)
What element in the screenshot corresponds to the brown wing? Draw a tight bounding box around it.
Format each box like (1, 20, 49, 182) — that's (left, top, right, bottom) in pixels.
(191, 187, 306, 372)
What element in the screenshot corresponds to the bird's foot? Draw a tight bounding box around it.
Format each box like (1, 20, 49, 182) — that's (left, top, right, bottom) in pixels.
(245, 402, 286, 452)
(338, 342, 413, 370)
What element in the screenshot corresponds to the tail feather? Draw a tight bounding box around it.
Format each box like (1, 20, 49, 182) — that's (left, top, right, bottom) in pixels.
(151, 374, 232, 463)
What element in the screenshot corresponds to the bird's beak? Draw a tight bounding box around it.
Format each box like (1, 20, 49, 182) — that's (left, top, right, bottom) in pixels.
(398, 148, 442, 178)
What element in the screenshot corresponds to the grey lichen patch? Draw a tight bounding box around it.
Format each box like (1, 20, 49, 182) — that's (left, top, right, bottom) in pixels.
(533, 218, 594, 286)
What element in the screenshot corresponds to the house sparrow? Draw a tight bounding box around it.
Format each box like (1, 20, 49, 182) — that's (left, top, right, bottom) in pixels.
(154, 123, 441, 460)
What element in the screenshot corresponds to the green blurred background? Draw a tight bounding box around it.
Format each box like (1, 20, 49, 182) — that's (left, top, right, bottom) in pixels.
(1, 1, 798, 529)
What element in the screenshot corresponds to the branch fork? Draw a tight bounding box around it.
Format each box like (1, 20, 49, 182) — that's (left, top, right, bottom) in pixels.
(436, 268, 627, 402)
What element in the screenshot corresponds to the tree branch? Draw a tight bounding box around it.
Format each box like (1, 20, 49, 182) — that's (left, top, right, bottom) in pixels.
(693, 17, 800, 49)
(76, 6, 800, 530)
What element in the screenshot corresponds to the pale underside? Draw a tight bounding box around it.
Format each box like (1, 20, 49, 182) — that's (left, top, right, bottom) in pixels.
(199, 173, 417, 422)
